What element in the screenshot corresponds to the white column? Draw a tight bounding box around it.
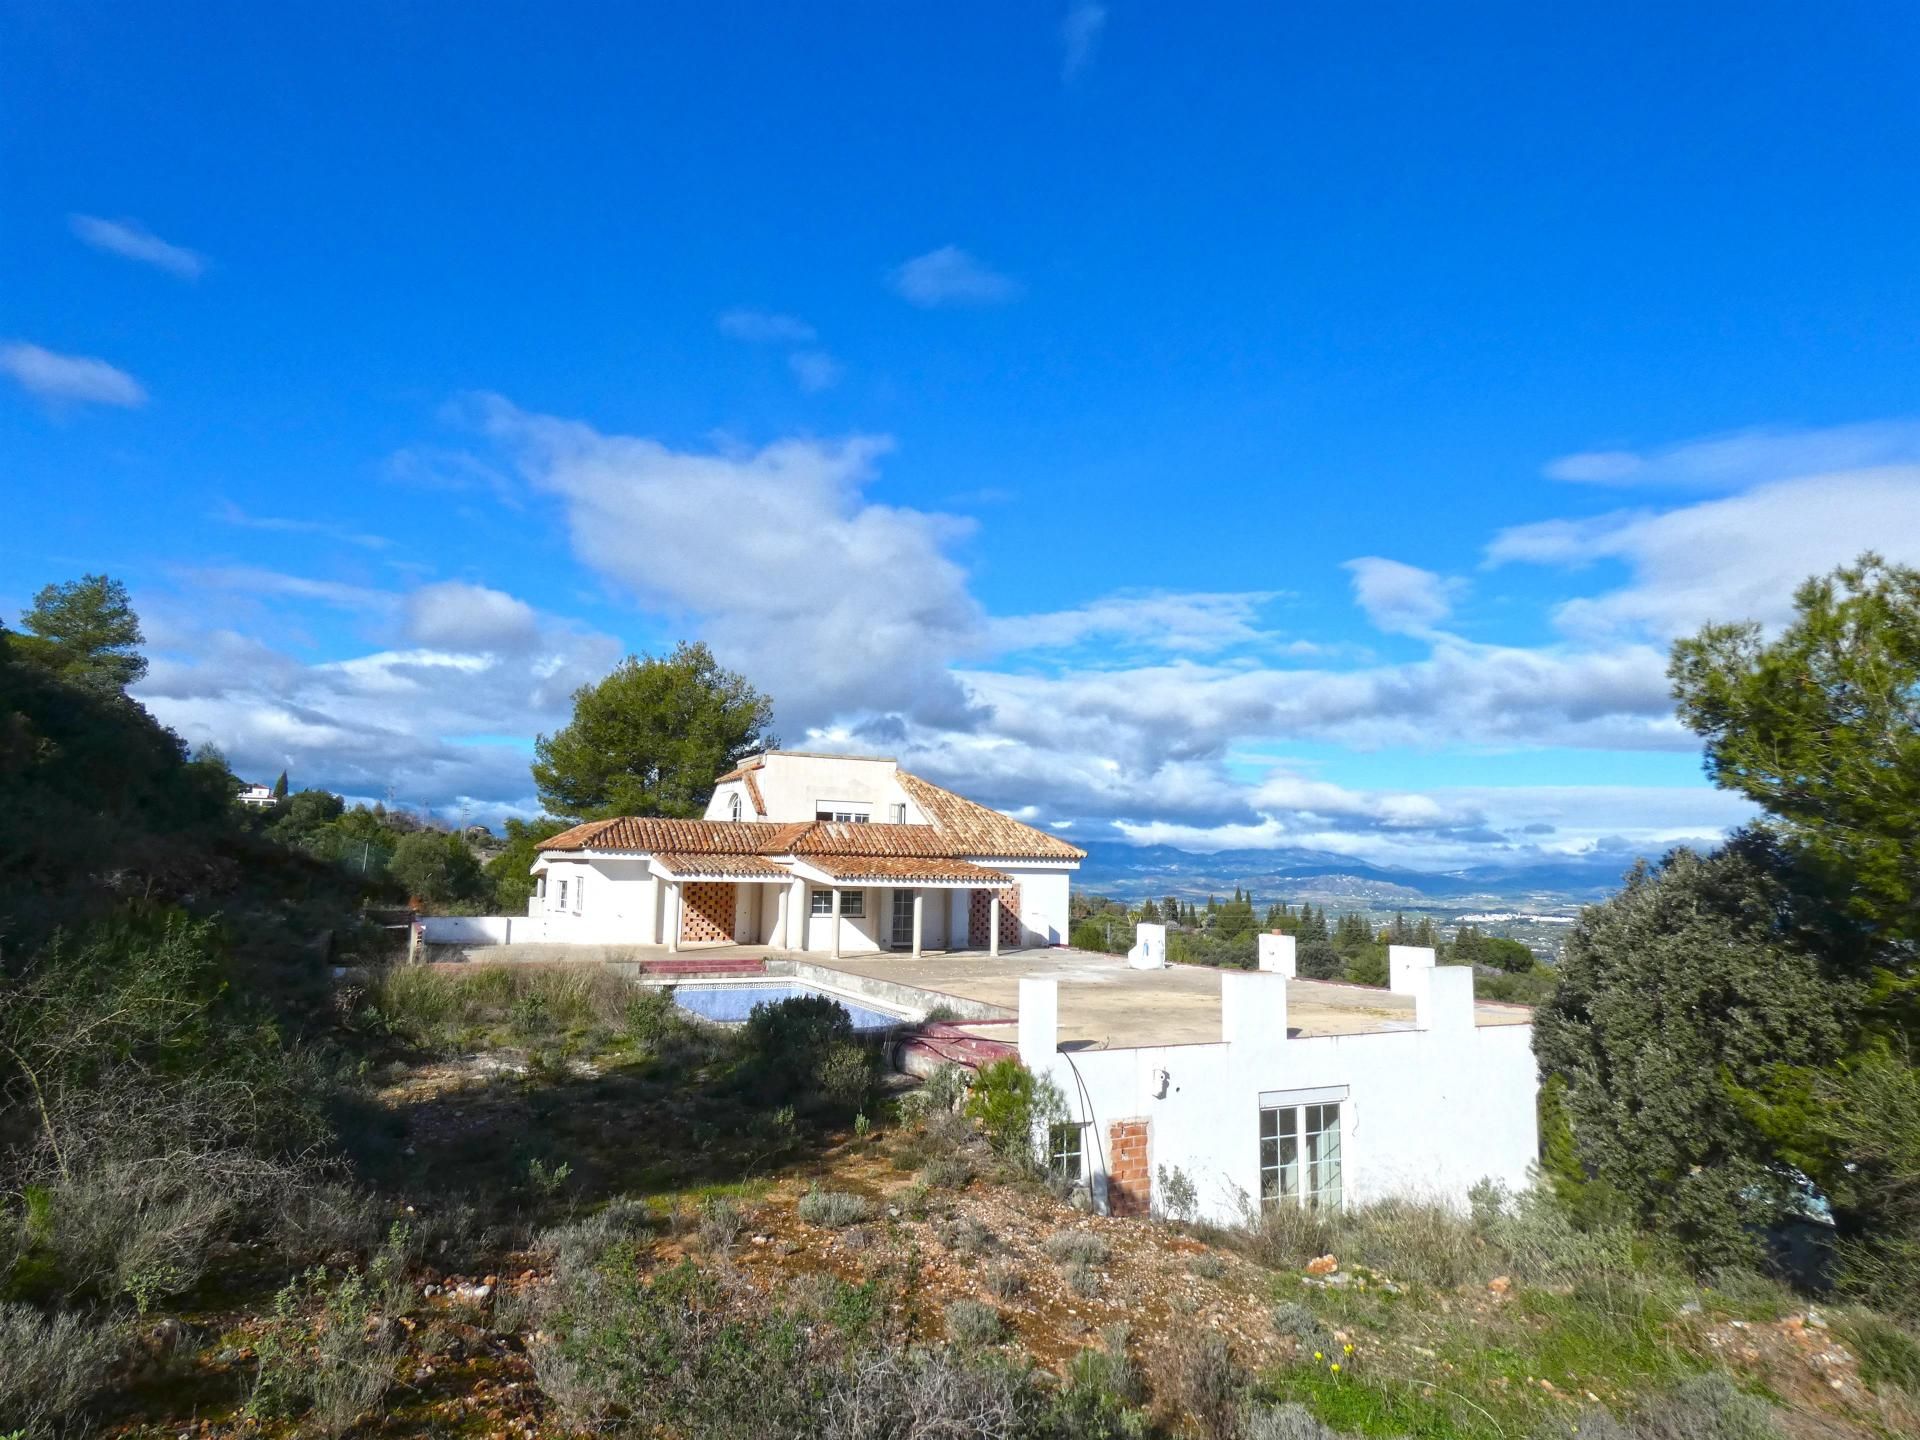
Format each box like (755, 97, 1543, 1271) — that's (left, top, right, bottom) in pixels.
(989, 893, 1001, 958)
(1018, 977, 1060, 1067)
(911, 889, 924, 957)
(793, 878, 808, 951)
(831, 887, 842, 960)
(665, 881, 681, 954)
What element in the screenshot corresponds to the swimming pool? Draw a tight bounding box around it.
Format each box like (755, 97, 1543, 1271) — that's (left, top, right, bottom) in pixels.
(667, 981, 907, 1033)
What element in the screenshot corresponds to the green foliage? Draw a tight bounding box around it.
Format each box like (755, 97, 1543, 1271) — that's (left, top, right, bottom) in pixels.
(795, 1188, 870, 1228)
(532, 641, 775, 821)
(1450, 926, 1537, 972)
(1670, 553, 1920, 943)
(386, 829, 487, 909)
(738, 994, 877, 1117)
(1804, 1049, 1920, 1316)
(15, 573, 147, 693)
(1296, 938, 1342, 980)
(1534, 840, 1859, 1266)
(366, 962, 651, 1057)
(0, 1302, 123, 1439)
(486, 815, 572, 910)
(1071, 919, 1125, 953)
(249, 1264, 405, 1436)
(944, 1298, 1004, 1347)
(965, 1058, 1067, 1166)
(1342, 946, 1388, 987)
(1049, 1325, 1149, 1439)
(1834, 1309, 1920, 1394)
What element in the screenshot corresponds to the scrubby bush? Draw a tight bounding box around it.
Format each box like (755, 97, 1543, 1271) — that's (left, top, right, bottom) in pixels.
(797, 1189, 871, 1228)
(825, 1346, 1044, 1440)
(739, 996, 877, 1118)
(1043, 1230, 1108, 1266)
(1161, 1332, 1244, 1440)
(942, 1216, 995, 1256)
(944, 1298, 1004, 1347)
(1050, 1325, 1148, 1439)
(1835, 1310, 1920, 1395)
(1556, 1374, 1781, 1440)
(1270, 1300, 1330, 1352)
(698, 1197, 744, 1251)
(0, 1302, 123, 1439)
(367, 962, 640, 1055)
(1189, 1252, 1228, 1280)
(1064, 1258, 1102, 1297)
(985, 1263, 1025, 1300)
(922, 1155, 975, 1190)
(965, 1059, 1067, 1168)
(249, 1265, 403, 1437)
(1243, 1404, 1358, 1440)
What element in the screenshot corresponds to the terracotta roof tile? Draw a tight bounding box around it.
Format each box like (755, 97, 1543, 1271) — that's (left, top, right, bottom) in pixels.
(896, 772, 1086, 859)
(652, 852, 792, 880)
(800, 855, 1011, 884)
(543, 818, 810, 854)
(742, 770, 766, 817)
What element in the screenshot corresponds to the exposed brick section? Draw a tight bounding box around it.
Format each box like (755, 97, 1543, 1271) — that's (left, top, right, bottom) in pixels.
(1107, 1118, 1152, 1217)
(679, 882, 735, 943)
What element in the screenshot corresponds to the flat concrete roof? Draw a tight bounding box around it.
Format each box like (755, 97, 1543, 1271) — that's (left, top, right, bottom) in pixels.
(808, 947, 1532, 1050)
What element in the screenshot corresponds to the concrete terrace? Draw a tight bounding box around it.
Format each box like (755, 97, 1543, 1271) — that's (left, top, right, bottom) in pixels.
(801, 946, 1532, 1050)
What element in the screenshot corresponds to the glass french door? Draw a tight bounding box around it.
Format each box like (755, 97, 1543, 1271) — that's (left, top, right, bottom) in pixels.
(891, 890, 915, 949)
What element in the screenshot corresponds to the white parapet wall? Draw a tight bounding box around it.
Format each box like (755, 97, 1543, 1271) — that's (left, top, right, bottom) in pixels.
(1018, 960, 1538, 1224)
(1256, 932, 1296, 976)
(1126, 921, 1168, 969)
(419, 915, 547, 946)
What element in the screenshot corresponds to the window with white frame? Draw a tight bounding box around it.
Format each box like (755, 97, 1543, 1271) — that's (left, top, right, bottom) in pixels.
(809, 888, 865, 918)
(556, 877, 569, 910)
(729, 793, 743, 821)
(814, 803, 870, 823)
(1259, 1100, 1342, 1211)
(889, 802, 908, 824)
(1048, 1123, 1085, 1181)
(536, 874, 546, 900)
(573, 873, 585, 915)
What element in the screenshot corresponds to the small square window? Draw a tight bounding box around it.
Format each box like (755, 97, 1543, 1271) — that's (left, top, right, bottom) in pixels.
(809, 889, 866, 918)
(1049, 1123, 1084, 1181)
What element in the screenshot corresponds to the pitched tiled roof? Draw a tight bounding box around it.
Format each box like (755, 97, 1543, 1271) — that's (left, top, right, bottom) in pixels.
(541, 770, 1083, 863)
(896, 772, 1086, 859)
(799, 855, 1011, 884)
(542, 818, 810, 854)
(651, 852, 793, 880)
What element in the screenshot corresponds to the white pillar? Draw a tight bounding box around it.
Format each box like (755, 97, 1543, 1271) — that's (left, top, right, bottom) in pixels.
(911, 890, 924, 957)
(791, 878, 807, 952)
(665, 881, 681, 954)
(1257, 932, 1296, 976)
(989, 893, 1001, 958)
(831, 888, 842, 960)
(1018, 977, 1060, 1067)
(1221, 971, 1289, 1047)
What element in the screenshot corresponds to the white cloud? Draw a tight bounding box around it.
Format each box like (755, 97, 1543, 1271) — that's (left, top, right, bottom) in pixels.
(210, 499, 392, 551)
(478, 398, 985, 729)
(137, 579, 621, 815)
(183, 566, 393, 613)
(717, 308, 817, 344)
(1343, 557, 1464, 636)
(889, 246, 1023, 307)
(1544, 419, 1920, 489)
(1, 342, 147, 408)
(1060, 2, 1108, 80)
(402, 581, 540, 652)
(988, 590, 1287, 655)
(1489, 467, 1920, 639)
(69, 214, 205, 279)
(787, 350, 843, 392)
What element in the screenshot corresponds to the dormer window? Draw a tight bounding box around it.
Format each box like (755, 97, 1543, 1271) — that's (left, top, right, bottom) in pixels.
(729, 793, 743, 822)
(890, 803, 908, 823)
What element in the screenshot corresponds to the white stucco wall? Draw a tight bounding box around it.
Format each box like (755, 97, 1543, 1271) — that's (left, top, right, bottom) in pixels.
(704, 752, 923, 825)
(1020, 967, 1539, 1222)
(991, 864, 1072, 947)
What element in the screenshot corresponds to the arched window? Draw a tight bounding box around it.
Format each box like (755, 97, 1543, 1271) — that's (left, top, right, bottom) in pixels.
(728, 793, 743, 822)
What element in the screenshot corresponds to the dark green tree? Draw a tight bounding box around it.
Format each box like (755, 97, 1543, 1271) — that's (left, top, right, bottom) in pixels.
(486, 817, 573, 911)
(388, 830, 486, 908)
(271, 769, 289, 799)
(532, 642, 776, 820)
(1534, 838, 1861, 1266)
(15, 573, 148, 693)
(1670, 553, 1920, 943)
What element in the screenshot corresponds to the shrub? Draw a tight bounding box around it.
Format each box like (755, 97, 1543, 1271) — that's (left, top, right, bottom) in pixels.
(825, 1347, 1043, 1439)
(249, 1266, 402, 1437)
(739, 996, 876, 1117)
(985, 1263, 1025, 1300)
(922, 1155, 975, 1190)
(698, 1197, 744, 1251)
(1270, 1300, 1330, 1352)
(942, 1216, 995, 1256)
(1065, 1258, 1102, 1298)
(1043, 1230, 1109, 1266)
(1835, 1310, 1920, 1395)
(1157, 1164, 1199, 1223)
(965, 1059, 1067, 1167)
(1243, 1404, 1358, 1440)
(1236, 1198, 1336, 1271)
(1050, 1325, 1148, 1439)
(0, 1302, 123, 1440)
(532, 1198, 655, 1284)
(1557, 1374, 1781, 1440)
(944, 1298, 1004, 1347)
(1189, 1252, 1228, 1281)
(797, 1189, 871, 1229)
(1162, 1332, 1245, 1440)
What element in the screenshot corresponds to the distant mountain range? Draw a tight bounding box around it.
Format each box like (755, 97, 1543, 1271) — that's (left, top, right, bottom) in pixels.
(1074, 841, 1638, 912)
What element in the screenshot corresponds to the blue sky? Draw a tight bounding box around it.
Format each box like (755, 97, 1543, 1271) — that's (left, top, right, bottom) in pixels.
(6, 3, 1919, 870)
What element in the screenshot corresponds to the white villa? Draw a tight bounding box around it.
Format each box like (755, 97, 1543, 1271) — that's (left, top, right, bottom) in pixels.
(526, 750, 1085, 955)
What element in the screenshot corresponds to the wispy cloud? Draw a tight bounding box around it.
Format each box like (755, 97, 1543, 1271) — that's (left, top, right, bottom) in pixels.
(0, 342, 147, 409)
(889, 245, 1023, 307)
(1543, 419, 1920, 488)
(989, 590, 1288, 656)
(787, 350, 843, 393)
(69, 214, 206, 280)
(211, 499, 393, 551)
(1343, 557, 1465, 637)
(717, 308, 817, 344)
(1060, 2, 1108, 81)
